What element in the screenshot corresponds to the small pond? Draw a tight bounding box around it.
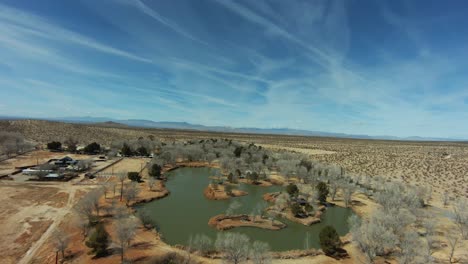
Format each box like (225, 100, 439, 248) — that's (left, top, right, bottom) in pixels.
(136, 167, 354, 251)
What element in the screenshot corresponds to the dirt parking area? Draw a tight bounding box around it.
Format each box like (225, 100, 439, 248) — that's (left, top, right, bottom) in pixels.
(0, 184, 71, 264)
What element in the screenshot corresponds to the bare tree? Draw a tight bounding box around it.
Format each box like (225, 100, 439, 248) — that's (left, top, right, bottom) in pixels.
(88, 189, 103, 217)
(147, 176, 156, 191)
(329, 182, 339, 201)
(447, 232, 460, 264)
(100, 182, 110, 199)
(452, 198, 468, 239)
(74, 193, 96, 225)
(251, 241, 271, 264)
(348, 213, 398, 263)
(226, 200, 242, 216)
(114, 205, 129, 220)
(423, 217, 437, 249)
(76, 217, 89, 241)
(76, 159, 93, 171)
(52, 228, 70, 262)
(123, 182, 140, 206)
(215, 232, 250, 264)
(398, 231, 420, 264)
(342, 184, 355, 208)
(191, 234, 212, 256)
(109, 182, 117, 198)
(138, 210, 156, 230)
(443, 192, 450, 206)
(64, 137, 78, 152)
(116, 172, 127, 201)
(115, 218, 138, 263)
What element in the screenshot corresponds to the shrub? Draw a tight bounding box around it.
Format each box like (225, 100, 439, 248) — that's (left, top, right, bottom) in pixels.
(233, 146, 243, 157)
(149, 163, 162, 179)
(286, 183, 299, 197)
(248, 171, 259, 183)
(121, 143, 133, 156)
(319, 225, 342, 256)
(227, 172, 236, 183)
(137, 146, 149, 156)
(316, 182, 329, 203)
(291, 203, 304, 217)
(85, 223, 109, 257)
(83, 142, 101, 154)
(47, 141, 62, 151)
(304, 203, 314, 213)
(127, 172, 141, 182)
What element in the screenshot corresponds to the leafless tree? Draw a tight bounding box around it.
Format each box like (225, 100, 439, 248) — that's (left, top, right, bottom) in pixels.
(251, 241, 271, 264)
(452, 198, 468, 239)
(423, 217, 437, 249)
(115, 217, 138, 263)
(52, 228, 70, 262)
(114, 205, 128, 220)
(342, 184, 355, 208)
(73, 216, 88, 241)
(147, 177, 156, 191)
(88, 189, 103, 217)
(447, 232, 460, 264)
(116, 172, 127, 201)
(138, 210, 155, 230)
(226, 200, 242, 216)
(64, 137, 78, 152)
(100, 182, 110, 199)
(109, 182, 117, 198)
(329, 181, 339, 201)
(398, 231, 420, 264)
(348, 213, 398, 263)
(443, 191, 450, 206)
(74, 193, 96, 224)
(215, 232, 250, 264)
(0, 132, 32, 156)
(76, 159, 93, 171)
(191, 234, 212, 256)
(123, 182, 140, 206)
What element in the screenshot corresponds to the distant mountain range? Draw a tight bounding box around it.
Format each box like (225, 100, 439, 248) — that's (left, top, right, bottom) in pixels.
(0, 115, 465, 141)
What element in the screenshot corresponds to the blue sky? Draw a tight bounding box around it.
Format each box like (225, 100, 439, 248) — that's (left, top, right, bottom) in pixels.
(1, 0, 468, 138)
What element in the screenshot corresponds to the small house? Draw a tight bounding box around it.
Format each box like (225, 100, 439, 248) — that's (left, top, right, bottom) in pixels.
(54, 156, 77, 166)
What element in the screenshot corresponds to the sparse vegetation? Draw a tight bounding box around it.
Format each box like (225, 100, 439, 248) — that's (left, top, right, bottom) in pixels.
(319, 225, 342, 256)
(85, 223, 109, 257)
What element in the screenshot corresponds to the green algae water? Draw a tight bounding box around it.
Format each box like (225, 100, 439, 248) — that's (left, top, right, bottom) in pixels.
(136, 167, 353, 251)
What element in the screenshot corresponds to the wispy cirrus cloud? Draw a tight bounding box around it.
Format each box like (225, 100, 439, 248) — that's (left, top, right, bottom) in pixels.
(0, 3, 151, 63)
(1, 0, 468, 137)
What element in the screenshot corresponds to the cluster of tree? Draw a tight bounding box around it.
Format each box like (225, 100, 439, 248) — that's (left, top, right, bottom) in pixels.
(0, 132, 34, 156)
(83, 142, 101, 154)
(72, 184, 141, 262)
(109, 138, 158, 157)
(46, 140, 102, 154)
(345, 179, 451, 263)
(47, 141, 62, 151)
(214, 232, 271, 264)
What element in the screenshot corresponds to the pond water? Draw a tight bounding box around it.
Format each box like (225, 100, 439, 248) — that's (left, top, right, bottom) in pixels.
(136, 167, 354, 251)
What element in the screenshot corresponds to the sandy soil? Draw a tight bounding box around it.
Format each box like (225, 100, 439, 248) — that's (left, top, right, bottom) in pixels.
(0, 144, 466, 263)
(0, 182, 81, 264)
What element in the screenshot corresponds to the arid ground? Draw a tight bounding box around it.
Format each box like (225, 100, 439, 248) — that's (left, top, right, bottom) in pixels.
(0, 119, 467, 263)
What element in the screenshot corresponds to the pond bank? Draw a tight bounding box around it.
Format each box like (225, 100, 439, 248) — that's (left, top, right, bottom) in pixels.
(208, 214, 287, 230)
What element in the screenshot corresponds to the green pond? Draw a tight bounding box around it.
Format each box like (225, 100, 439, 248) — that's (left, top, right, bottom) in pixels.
(136, 167, 354, 251)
